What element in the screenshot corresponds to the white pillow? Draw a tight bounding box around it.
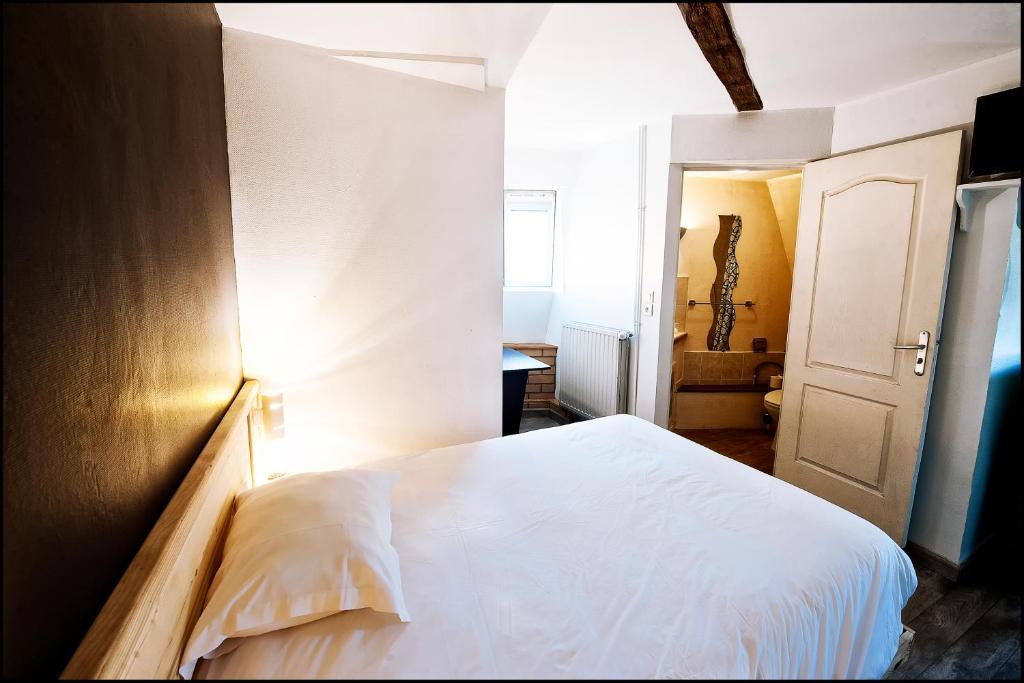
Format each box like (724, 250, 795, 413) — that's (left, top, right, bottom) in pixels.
(179, 468, 409, 679)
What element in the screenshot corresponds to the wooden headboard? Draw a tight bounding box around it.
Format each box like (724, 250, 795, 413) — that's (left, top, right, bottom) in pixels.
(61, 380, 263, 679)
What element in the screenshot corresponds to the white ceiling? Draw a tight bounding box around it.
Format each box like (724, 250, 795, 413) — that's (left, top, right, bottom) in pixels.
(214, 3, 551, 87)
(215, 3, 1021, 151)
(506, 2, 1020, 149)
(730, 3, 1021, 110)
(506, 4, 729, 149)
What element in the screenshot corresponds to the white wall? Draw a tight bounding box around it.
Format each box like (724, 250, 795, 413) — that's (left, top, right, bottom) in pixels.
(831, 50, 1021, 154)
(223, 29, 505, 471)
(504, 135, 646, 416)
(545, 132, 639, 344)
(502, 290, 553, 343)
(535, 132, 642, 413)
(909, 186, 1019, 563)
(636, 119, 676, 425)
(671, 108, 833, 164)
(503, 147, 580, 343)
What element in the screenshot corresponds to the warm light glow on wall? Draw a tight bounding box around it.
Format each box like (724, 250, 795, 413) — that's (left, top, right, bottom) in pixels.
(223, 28, 504, 475)
(261, 390, 285, 440)
(680, 191, 711, 232)
(146, 385, 239, 415)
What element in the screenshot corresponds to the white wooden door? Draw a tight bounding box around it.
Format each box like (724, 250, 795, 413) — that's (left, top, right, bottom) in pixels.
(774, 131, 962, 545)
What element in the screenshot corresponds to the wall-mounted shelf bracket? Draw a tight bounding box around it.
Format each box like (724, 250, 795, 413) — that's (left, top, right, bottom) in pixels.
(954, 178, 1020, 232)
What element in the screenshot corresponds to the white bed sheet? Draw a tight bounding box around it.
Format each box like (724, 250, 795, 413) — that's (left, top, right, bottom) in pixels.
(198, 414, 916, 679)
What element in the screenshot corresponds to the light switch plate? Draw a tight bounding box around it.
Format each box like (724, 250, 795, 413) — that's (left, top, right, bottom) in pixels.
(642, 290, 656, 316)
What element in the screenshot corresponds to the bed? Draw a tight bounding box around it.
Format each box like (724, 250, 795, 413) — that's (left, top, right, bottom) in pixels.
(62, 381, 917, 679)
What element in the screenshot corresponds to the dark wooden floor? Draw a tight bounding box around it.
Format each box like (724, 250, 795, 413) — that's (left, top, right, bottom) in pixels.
(519, 415, 561, 433)
(671, 427, 1020, 680)
(673, 427, 776, 473)
(894, 540, 1021, 680)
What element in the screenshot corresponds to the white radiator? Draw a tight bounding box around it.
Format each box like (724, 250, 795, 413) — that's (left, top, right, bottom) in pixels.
(557, 322, 632, 419)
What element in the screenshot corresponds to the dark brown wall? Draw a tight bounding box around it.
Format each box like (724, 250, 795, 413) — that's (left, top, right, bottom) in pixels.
(2, 4, 242, 678)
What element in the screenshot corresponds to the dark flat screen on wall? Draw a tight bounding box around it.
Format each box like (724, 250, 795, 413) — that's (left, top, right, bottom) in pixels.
(968, 86, 1020, 182)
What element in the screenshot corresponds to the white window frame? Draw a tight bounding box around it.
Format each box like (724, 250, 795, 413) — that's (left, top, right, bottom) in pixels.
(502, 189, 557, 289)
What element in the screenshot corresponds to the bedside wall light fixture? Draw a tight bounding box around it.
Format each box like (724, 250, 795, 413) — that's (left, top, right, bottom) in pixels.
(261, 390, 285, 440)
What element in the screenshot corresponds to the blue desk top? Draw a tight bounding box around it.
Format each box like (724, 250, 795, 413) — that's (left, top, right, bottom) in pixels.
(502, 347, 550, 372)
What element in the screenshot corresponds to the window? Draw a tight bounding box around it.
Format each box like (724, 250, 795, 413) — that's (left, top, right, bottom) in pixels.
(503, 190, 555, 288)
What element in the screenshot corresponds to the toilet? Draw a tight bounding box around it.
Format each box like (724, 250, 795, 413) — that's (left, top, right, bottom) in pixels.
(763, 383, 783, 451)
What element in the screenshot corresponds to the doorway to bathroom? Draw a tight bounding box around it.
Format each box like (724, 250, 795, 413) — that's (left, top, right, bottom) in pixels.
(668, 168, 803, 473)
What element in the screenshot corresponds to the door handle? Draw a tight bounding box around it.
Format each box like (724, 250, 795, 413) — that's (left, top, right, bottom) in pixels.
(893, 331, 929, 376)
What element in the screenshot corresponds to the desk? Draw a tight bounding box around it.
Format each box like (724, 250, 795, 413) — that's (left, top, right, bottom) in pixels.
(502, 348, 550, 435)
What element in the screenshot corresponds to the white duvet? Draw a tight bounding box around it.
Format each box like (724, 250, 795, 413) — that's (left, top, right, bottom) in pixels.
(198, 415, 916, 679)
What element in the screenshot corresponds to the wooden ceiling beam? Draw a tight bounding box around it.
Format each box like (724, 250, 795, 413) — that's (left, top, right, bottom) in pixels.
(678, 2, 763, 112)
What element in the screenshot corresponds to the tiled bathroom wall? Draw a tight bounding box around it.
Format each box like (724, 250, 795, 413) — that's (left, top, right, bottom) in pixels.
(679, 351, 785, 385)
